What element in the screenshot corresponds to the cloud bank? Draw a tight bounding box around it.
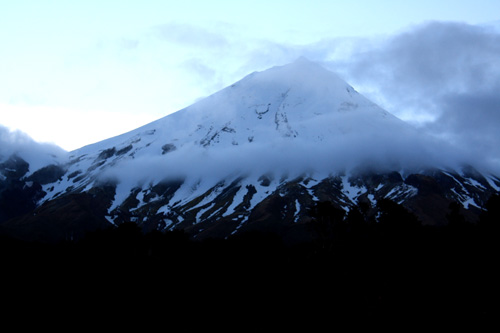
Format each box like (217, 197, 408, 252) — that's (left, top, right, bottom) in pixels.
(98, 119, 470, 193)
(325, 21, 500, 173)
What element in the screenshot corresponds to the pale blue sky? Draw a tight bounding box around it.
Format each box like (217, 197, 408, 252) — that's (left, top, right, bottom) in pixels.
(1, 0, 500, 151)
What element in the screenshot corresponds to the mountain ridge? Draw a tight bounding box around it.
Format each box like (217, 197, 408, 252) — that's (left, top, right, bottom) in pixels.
(1, 58, 499, 242)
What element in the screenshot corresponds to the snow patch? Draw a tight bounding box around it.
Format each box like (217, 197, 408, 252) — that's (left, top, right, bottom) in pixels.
(485, 175, 500, 191)
(384, 184, 418, 201)
(341, 175, 367, 203)
(294, 199, 301, 223)
(195, 202, 216, 222)
(108, 181, 135, 213)
(223, 182, 247, 217)
(464, 177, 486, 190)
(367, 194, 376, 206)
(105, 215, 116, 226)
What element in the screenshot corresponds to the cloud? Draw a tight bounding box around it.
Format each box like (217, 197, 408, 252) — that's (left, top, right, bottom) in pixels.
(0, 125, 66, 172)
(99, 127, 469, 198)
(331, 22, 500, 113)
(98, 114, 468, 194)
(154, 23, 229, 49)
(320, 21, 500, 173)
(428, 90, 500, 170)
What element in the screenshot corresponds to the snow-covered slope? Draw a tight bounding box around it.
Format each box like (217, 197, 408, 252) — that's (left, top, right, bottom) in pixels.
(71, 57, 421, 164)
(2, 58, 499, 241)
(44, 58, 445, 202)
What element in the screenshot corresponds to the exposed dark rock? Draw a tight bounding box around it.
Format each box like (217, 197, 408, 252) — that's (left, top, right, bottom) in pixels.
(67, 170, 82, 180)
(28, 164, 66, 185)
(96, 147, 116, 161)
(1, 184, 116, 242)
(0, 180, 44, 223)
(116, 144, 133, 156)
(88, 160, 106, 171)
(161, 143, 176, 154)
(258, 174, 272, 187)
(0, 155, 29, 179)
(405, 174, 443, 195)
(0, 156, 46, 223)
(255, 103, 271, 119)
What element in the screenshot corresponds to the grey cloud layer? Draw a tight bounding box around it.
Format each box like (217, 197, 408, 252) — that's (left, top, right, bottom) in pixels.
(323, 21, 500, 173)
(337, 22, 500, 110)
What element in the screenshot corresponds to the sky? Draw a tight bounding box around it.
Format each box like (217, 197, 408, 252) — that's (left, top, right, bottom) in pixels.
(1, 0, 500, 172)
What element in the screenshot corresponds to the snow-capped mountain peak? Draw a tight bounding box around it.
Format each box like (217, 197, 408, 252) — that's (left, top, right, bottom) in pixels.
(44, 59, 469, 207)
(2, 59, 498, 242)
(69, 57, 410, 172)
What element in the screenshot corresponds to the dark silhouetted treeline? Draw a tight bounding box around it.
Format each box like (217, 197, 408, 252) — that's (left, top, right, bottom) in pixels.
(1, 195, 498, 328)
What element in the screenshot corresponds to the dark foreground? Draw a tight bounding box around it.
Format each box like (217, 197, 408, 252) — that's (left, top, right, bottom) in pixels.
(1, 199, 498, 330)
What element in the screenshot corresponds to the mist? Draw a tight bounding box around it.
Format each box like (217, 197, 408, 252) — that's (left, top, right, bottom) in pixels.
(98, 122, 475, 196)
(0, 125, 66, 173)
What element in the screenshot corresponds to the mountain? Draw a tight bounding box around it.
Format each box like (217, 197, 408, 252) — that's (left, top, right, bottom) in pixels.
(1, 58, 499, 242)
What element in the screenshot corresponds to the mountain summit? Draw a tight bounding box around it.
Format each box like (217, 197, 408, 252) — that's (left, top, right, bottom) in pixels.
(76, 57, 396, 153)
(69, 57, 431, 180)
(1, 59, 499, 242)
